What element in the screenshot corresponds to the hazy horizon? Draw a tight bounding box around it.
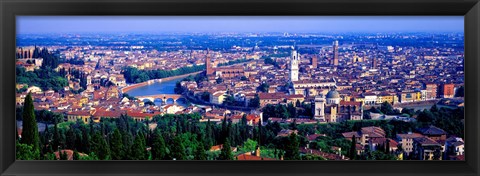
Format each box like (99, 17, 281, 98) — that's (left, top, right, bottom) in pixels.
(17, 16, 464, 34)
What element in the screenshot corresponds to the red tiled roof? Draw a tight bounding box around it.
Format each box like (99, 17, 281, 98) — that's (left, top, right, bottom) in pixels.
(246, 114, 260, 121)
(127, 111, 155, 118)
(342, 131, 361, 139)
(258, 92, 285, 100)
(67, 110, 91, 116)
(361, 126, 386, 138)
(370, 138, 398, 148)
(306, 134, 326, 141)
(93, 109, 124, 118)
(236, 153, 276, 160)
(54, 150, 87, 160)
(209, 144, 223, 151)
(413, 136, 441, 146)
(397, 133, 424, 139)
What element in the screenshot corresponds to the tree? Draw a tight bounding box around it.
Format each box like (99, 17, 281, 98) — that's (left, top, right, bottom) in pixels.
(91, 132, 111, 160)
(349, 135, 357, 160)
(66, 125, 76, 150)
(431, 104, 439, 113)
(200, 92, 210, 102)
(151, 130, 167, 160)
(144, 100, 155, 106)
(380, 102, 395, 115)
(53, 119, 60, 151)
(295, 100, 301, 107)
(385, 139, 391, 154)
(240, 76, 248, 81)
(223, 95, 236, 106)
(21, 93, 41, 155)
(59, 150, 68, 160)
(171, 135, 187, 160)
(289, 119, 297, 130)
(130, 132, 147, 160)
(242, 139, 258, 153)
(16, 141, 40, 160)
(417, 110, 435, 125)
(79, 152, 99, 160)
(73, 150, 80, 160)
(109, 129, 125, 160)
(219, 139, 234, 160)
(257, 82, 270, 93)
(81, 127, 91, 153)
(248, 94, 260, 108)
(195, 138, 207, 160)
(455, 86, 464, 97)
(284, 133, 300, 160)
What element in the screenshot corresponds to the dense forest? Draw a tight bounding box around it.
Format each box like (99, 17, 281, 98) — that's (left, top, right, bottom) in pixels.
(17, 92, 305, 160)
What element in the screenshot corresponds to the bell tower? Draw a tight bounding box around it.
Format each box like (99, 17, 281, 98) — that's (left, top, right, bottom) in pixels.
(205, 49, 213, 75)
(290, 46, 299, 82)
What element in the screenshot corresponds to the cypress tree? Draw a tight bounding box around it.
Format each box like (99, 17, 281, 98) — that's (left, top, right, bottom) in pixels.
(284, 133, 300, 160)
(66, 125, 76, 150)
(74, 132, 83, 152)
(221, 116, 227, 143)
(257, 119, 262, 146)
(195, 138, 207, 160)
(385, 139, 391, 154)
(151, 130, 167, 160)
(21, 93, 40, 155)
(130, 132, 147, 160)
(171, 135, 186, 160)
(109, 129, 125, 160)
(122, 131, 133, 159)
(92, 132, 111, 160)
(59, 150, 68, 160)
(219, 138, 233, 160)
(81, 127, 91, 153)
(349, 135, 357, 160)
(73, 150, 80, 160)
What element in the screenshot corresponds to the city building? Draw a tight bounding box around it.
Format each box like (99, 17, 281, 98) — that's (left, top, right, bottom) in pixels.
(332, 41, 339, 66)
(439, 83, 455, 98)
(289, 47, 300, 82)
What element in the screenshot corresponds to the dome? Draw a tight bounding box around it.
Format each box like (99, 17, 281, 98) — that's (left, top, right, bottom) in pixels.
(326, 90, 340, 99)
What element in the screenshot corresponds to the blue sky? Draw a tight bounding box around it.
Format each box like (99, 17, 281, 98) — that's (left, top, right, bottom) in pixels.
(17, 16, 464, 34)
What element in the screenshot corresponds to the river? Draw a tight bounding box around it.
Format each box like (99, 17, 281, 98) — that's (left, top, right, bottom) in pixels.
(124, 77, 186, 106)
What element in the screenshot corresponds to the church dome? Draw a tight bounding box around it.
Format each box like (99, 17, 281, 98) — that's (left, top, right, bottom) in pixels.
(326, 90, 340, 99)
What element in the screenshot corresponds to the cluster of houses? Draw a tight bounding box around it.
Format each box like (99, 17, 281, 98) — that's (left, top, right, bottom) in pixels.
(342, 126, 464, 160)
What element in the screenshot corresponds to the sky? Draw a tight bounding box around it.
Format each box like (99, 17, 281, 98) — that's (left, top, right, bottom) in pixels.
(17, 16, 464, 34)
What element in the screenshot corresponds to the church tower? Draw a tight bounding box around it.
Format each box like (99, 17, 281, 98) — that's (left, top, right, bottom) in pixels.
(290, 46, 299, 82)
(333, 40, 339, 66)
(205, 49, 213, 75)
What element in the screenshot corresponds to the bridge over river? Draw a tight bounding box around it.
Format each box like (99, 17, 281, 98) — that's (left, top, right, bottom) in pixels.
(136, 94, 186, 104)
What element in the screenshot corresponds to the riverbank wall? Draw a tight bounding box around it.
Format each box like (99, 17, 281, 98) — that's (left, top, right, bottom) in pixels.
(121, 71, 203, 94)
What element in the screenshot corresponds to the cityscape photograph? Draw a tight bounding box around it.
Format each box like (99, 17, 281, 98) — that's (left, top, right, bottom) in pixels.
(15, 16, 465, 161)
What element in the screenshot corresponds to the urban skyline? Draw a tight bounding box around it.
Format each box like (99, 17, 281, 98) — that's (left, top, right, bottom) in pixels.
(15, 16, 464, 161)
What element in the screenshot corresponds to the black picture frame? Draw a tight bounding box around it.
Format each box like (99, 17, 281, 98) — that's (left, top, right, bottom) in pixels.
(1, 0, 479, 176)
